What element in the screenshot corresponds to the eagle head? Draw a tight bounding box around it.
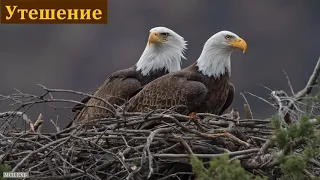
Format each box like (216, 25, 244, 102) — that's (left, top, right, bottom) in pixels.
(136, 27, 187, 76)
(147, 27, 187, 49)
(209, 31, 247, 53)
(196, 30, 247, 78)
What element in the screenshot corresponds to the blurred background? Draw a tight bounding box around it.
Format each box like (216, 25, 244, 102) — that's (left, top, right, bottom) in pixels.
(0, 0, 319, 132)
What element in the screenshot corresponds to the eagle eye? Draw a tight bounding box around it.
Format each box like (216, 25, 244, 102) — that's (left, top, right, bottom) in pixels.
(225, 35, 233, 40)
(160, 33, 169, 37)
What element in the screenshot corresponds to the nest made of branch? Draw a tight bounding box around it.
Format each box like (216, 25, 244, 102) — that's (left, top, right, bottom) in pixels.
(0, 108, 276, 180)
(1, 57, 320, 180)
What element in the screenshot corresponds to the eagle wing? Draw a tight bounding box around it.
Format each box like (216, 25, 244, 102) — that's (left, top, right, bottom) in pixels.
(71, 69, 136, 114)
(68, 68, 144, 126)
(124, 74, 208, 114)
(71, 90, 97, 113)
(74, 77, 141, 121)
(219, 83, 235, 115)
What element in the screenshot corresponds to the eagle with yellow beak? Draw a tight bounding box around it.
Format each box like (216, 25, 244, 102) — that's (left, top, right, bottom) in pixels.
(70, 27, 187, 126)
(124, 30, 247, 116)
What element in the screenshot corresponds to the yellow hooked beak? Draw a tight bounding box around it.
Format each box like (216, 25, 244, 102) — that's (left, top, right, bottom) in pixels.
(148, 31, 162, 46)
(227, 37, 247, 53)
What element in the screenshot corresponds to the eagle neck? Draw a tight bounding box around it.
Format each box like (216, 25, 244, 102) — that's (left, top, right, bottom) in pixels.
(196, 45, 232, 78)
(135, 43, 186, 76)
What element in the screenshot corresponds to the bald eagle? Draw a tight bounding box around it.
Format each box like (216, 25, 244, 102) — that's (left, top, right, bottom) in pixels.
(124, 31, 247, 116)
(70, 27, 187, 126)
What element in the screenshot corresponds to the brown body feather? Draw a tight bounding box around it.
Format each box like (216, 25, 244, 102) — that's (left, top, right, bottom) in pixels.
(71, 66, 169, 125)
(219, 83, 235, 115)
(124, 62, 234, 115)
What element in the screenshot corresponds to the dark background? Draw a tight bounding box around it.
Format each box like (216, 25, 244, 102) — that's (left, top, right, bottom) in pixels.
(0, 0, 319, 132)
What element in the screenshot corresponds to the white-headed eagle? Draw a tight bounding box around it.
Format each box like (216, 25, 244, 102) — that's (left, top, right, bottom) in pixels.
(70, 27, 187, 126)
(124, 31, 247, 115)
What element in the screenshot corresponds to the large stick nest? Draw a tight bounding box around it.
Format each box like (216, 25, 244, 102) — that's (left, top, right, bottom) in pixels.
(1, 109, 274, 180)
(1, 57, 320, 180)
